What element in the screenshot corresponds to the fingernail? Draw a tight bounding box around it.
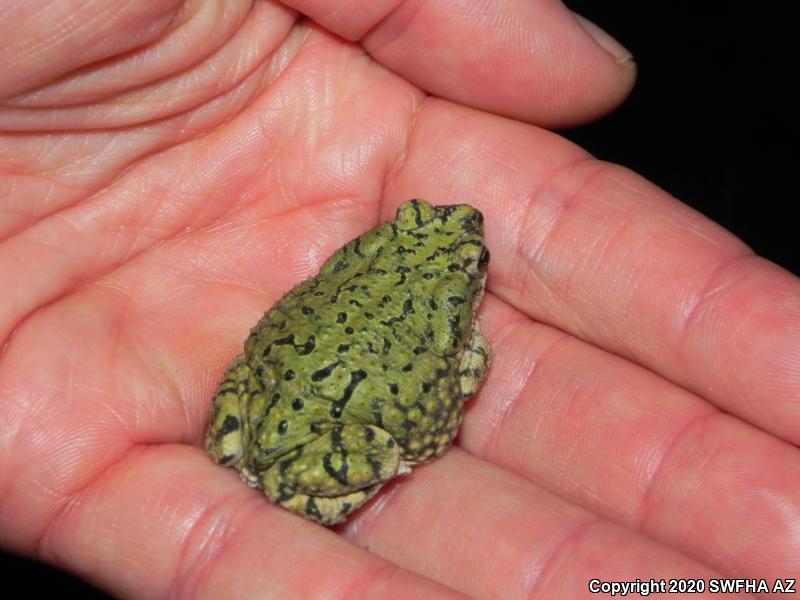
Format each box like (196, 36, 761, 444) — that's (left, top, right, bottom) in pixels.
(572, 12, 634, 65)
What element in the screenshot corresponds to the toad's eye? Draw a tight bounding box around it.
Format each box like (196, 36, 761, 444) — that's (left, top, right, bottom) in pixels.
(478, 247, 490, 269)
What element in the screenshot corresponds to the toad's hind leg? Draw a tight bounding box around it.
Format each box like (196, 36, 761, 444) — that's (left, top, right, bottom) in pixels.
(459, 319, 491, 397)
(261, 424, 405, 525)
(275, 484, 385, 526)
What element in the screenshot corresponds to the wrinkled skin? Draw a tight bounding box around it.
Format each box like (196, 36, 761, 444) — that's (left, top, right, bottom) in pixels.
(1, 2, 799, 599)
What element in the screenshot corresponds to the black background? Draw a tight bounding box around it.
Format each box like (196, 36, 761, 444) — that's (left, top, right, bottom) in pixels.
(564, 0, 797, 275)
(1, 2, 796, 598)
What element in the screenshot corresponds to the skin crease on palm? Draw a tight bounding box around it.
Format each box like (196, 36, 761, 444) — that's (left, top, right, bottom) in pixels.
(0, 0, 798, 598)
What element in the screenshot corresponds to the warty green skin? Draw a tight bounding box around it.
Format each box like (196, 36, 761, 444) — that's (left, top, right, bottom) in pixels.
(205, 199, 491, 525)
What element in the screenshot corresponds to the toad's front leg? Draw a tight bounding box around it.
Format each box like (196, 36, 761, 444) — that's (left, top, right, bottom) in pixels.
(205, 355, 254, 467)
(262, 424, 408, 525)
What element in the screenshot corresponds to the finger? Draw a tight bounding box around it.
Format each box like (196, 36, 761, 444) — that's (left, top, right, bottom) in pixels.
(2, 1, 254, 107)
(342, 449, 728, 599)
(282, 0, 635, 127)
(461, 294, 800, 579)
(0, 0, 182, 99)
(0, 1, 294, 130)
(0, 1, 293, 238)
(382, 99, 800, 445)
(36, 445, 463, 599)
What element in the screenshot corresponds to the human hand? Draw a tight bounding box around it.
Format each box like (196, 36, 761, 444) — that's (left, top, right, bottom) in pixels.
(2, 2, 797, 599)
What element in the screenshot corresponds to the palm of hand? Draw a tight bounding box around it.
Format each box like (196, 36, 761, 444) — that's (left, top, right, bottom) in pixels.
(1, 3, 798, 598)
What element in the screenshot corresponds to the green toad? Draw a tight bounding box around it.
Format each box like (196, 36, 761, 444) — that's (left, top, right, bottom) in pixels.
(205, 199, 491, 524)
